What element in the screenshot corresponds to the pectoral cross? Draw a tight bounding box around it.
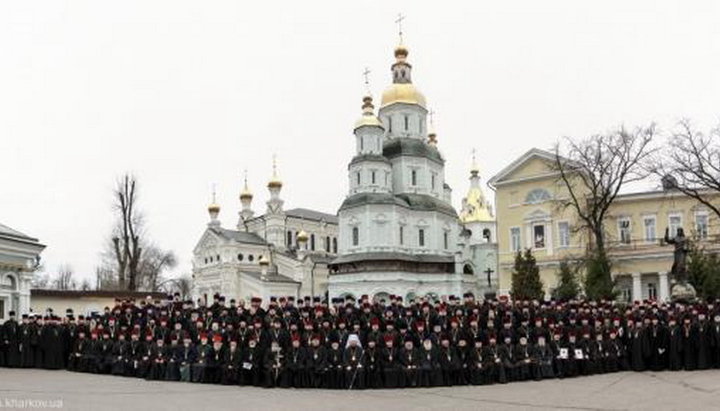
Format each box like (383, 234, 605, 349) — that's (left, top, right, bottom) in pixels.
(395, 13, 406, 44)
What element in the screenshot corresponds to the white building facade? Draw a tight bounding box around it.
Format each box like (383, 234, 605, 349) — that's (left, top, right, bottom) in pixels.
(0, 223, 44, 321)
(192, 168, 338, 303)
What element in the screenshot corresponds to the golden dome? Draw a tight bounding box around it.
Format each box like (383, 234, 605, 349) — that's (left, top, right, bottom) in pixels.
(208, 203, 220, 214)
(394, 45, 409, 60)
(459, 187, 494, 223)
(297, 229, 309, 242)
(240, 185, 253, 200)
(381, 83, 426, 108)
(268, 156, 282, 189)
(354, 95, 384, 130)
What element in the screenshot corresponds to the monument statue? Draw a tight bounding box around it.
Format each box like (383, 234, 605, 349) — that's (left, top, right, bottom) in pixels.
(664, 227, 696, 301)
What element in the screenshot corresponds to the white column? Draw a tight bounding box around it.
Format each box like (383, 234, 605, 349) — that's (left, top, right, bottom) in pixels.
(632, 272, 642, 302)
(658, 271, 670, 302)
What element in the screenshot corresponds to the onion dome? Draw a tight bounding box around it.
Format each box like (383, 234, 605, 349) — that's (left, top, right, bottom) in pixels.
(297, 229, 309, 243)
(354, 95, 384, 130)
(258, 255, 270, 266)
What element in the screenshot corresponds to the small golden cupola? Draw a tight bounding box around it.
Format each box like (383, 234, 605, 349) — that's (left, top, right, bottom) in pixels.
(354, 94, 384, 130)
(267, 155, 282, 190)
(459, 153, 495, 223)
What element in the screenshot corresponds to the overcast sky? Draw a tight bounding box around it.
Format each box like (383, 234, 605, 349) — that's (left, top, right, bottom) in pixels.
(2, 1, 719, 283)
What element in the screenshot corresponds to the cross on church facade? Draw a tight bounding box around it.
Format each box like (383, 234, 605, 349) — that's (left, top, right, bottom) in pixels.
(484, 267, 494, 287)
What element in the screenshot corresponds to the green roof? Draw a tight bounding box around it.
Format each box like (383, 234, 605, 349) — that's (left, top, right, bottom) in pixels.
(383, 138, 444, 164)
(339, 192, 458, 217)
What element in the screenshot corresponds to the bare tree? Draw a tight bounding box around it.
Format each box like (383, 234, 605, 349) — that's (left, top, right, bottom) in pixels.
(552, 125, 657, 298)
(53, 264, 77, 290)
(136, 245, 177, 291)
(112, 174, 143, 290)
(650, 119, 720, 219)
(157, 274, 192, 299)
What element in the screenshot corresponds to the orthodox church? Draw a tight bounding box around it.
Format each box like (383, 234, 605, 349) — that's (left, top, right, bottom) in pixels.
(192, 36, 498, 303)
(327, 41, 497, 301)
(191, 162, 339, 303)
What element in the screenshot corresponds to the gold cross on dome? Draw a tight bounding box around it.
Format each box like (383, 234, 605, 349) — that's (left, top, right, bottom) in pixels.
(428, 109, 436, 127)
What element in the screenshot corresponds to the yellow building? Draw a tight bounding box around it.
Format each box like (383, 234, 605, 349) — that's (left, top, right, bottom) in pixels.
(488, 148, 720, 302)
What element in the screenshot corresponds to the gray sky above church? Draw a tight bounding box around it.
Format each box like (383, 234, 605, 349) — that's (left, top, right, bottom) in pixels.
(2, 1, 719, 282)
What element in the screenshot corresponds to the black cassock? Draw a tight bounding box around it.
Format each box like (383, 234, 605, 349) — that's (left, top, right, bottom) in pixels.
(696, 323, 711, 370)
(287, 347, 308, 388)
(220, 346, 242, 385)
(240, 346, 262, 386)
(325, 347, 344, 389)
(647, 325, 669, 371)
(306, 345, 327, 388)
(263, 349, 288, 388)
(628, 329, 649, 372)
(418, 347, 441, 387)
(530, 344, 555, 380)
(380, 346, 402, 388)
(41, 325, 65, 370)
(2, 320, 20, 368)
(363, 347, 382, 389)
(398, 347, 419, 387)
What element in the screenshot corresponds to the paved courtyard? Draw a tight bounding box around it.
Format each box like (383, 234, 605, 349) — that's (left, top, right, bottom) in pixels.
(0, 369, 719, 410)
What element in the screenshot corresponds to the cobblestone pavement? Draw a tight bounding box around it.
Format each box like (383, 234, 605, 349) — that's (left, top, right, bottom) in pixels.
(0, 369, 718, 411)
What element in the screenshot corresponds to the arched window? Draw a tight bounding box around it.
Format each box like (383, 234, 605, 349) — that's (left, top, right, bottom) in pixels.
(463, 264, 474, 275)
(333, 237, 338, 253)
(248, 255, 255, 262)
(295, 231, 300, 247)
(404, 114, 409, 131)
(287, 230, 293, 247)
(418, 228, 425, 247)
(411, 170, 417, 186)
(525, 188, 552, 204)
(237, 253, 244, 261)
(310, 234, 316, 251)
(326, 236, 331, 252)
(352, 227, 359, 246)
(443, 231, 449, 249)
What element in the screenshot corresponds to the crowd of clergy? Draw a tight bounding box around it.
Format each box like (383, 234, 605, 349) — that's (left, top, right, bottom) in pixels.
(2, 292, 720, 389)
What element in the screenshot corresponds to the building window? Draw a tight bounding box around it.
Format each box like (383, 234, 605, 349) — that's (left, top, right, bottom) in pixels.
(333, 237, 338, 253)
(352, 227, 359, 246)
(621, 288, 631, 303)
(643, 216, 656, 243)
(310, 234, 316, 251)
(525, 189, 552, 204)
(248, 255, 254, 262)
(431, 174, 436, 190)
(388, 116, 392, 133)
(287, 230, 293, 247)
(360, 136, 364, 151)
(326, 236, 331, 252)
(558, 222, 570, 247)
(419, 229, 425, 247)
(443, 231, 449, 249)
(209, 256, 213, 263)
(204, 258, 208, 264)
(510, 227, 521, 252)
(483, 228, 492, 242)
(695, 212, 709, 239)
(618, 218, 631, 245)
(237, 253, 244, 261)
(356, 172, 361, 186)
(411, 170, 417, 186)
(371, 171, 376, 185)
(669, 214, 682, 238)
(295, 231, 299, 247)
(533, 224, 545, 249)
(648, 282, 657, 300)
(404, 114, 409, 131)
(399, 226, 404, 245)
